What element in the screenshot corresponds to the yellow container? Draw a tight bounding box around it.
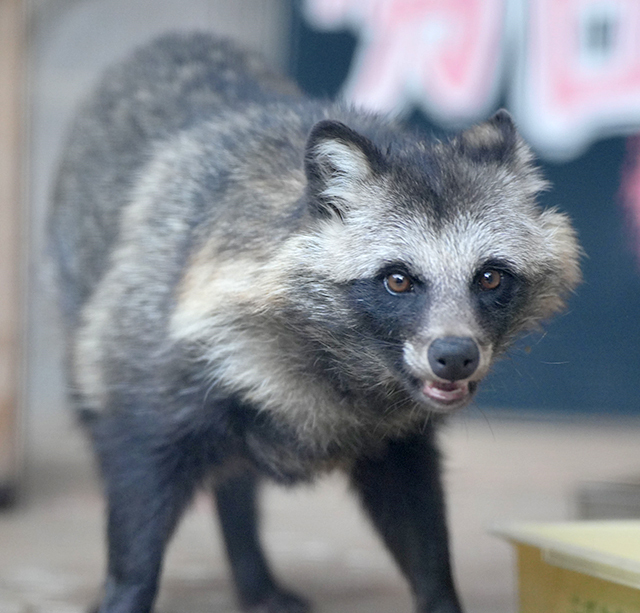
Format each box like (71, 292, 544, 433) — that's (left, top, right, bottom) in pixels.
(494, 521, 640, 613)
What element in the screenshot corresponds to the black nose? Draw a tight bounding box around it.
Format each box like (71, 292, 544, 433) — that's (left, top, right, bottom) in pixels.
(428, 336, 480, 381)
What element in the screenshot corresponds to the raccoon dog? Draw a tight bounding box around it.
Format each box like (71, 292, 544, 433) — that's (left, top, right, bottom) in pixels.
(49, 32, 580, 613)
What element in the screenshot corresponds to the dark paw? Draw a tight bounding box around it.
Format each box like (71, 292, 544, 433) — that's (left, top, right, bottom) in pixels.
(243, 589, 310, 613)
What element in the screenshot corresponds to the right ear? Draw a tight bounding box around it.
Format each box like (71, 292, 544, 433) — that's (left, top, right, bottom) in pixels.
(304, 120, 383, 219)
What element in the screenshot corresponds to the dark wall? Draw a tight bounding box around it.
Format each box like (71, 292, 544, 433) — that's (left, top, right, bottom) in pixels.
(288, 5, 640, 414)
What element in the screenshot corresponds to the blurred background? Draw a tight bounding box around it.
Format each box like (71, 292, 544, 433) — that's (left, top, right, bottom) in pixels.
(1, 0, 640, 612)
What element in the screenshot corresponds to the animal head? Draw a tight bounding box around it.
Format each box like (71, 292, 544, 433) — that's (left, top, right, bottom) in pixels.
(290, 110, 581, 412)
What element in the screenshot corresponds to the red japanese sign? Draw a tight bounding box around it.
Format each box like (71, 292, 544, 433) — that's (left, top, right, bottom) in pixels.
(306, 0, 505, 124)
(305, 0, 640, 161)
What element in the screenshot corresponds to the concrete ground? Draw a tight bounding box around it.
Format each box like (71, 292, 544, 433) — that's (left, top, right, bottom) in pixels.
(2, 410, 640, 613)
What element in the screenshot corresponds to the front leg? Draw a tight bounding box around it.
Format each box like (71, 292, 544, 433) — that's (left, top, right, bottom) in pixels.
(350, 430, 463, 613)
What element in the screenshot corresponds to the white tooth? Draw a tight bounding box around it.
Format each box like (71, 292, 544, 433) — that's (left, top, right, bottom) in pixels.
(423, 382, 469, 403)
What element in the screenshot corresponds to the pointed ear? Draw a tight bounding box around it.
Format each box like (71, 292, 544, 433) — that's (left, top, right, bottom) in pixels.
(457, 109, 547, 193)
(304, 120, 383, 219)
(457, 109, 520, 162)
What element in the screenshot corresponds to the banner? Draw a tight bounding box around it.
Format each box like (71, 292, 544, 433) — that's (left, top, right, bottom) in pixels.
(305, 0, 640, 160)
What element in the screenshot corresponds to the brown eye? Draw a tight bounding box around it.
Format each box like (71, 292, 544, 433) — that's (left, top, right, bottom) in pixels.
(385, 272, 412, 294)
(479, 269, 501, 291)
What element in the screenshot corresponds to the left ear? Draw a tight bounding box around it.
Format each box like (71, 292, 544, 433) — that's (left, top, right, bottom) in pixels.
(304, 120, 383, 219)
(457, 109, 547, 192)
(457, 109, 517, 158)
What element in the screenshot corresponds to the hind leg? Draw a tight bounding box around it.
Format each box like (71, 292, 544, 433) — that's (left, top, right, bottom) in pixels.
(213, 471, 309, 613)
(89, 416, 198, 613)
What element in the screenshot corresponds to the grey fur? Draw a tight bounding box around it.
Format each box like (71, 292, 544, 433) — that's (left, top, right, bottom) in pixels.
(50, 32, 581, 613)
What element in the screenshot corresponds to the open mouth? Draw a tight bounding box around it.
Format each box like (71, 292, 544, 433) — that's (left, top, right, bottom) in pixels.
(422, 380, 473, 406)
